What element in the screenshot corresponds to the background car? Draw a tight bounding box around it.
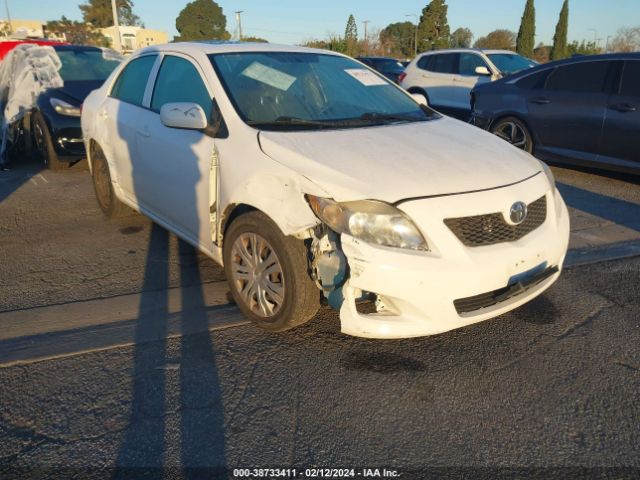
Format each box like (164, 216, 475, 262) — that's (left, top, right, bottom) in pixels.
(6, 44, 121, 170)
(356, 56, 406, 83)
(471, 52, 640, 175)
(400, 48, 537, 117)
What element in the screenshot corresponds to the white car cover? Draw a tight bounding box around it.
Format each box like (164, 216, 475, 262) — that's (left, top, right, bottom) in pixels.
(0, 44, 64, 161)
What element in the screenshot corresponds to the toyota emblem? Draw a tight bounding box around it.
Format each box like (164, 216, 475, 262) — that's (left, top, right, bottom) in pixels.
(510, 201, 528, 225)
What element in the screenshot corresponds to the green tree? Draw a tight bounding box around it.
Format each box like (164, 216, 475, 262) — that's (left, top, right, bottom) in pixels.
(450, 27, 473, 48)
(550, 0, 569, 60)
(418, 0, 450, 51)
(241, 36, 268, 43)
(567, 40, 601, 56)
(516, 0, 535, 57)
(46, 16, 111, 46)
(79, 0, 141, 28)
(380, 22, 415, 58)
(474, 29, 516, 50)
(345, 14, 358, 56)
(175, 0, 230, 42)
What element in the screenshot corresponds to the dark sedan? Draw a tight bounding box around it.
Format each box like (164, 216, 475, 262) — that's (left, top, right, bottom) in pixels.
(471, 53, 640, 175)
(356, 56, 406, 83)
(24, 45, 121, 170)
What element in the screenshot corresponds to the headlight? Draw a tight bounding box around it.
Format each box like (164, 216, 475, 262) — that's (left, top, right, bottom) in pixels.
(307, 195, 429, 251)
(540, 161, 556, 189)
(50, 98, 81, 117)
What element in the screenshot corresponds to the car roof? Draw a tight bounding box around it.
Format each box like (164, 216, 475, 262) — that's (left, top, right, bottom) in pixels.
(134, 41, 343, 57)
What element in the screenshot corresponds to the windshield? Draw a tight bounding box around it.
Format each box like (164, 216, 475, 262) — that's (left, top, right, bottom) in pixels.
(57, 49, 121, 82)
(487, 53, 537, 76)
(209, 52, 436, 130)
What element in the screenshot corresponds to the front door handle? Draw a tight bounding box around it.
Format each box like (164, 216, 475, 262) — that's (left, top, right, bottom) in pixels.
(530, 97, 551, 105)
(136, 128, 150, 138)
(609, 103, 636, 113)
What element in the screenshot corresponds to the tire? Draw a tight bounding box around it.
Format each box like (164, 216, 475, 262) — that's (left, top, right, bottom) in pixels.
(491, 116, 533, 154)
(91, 144, 129, 218)
(223, 211, 320, 332)
(32, 112, 67, 171)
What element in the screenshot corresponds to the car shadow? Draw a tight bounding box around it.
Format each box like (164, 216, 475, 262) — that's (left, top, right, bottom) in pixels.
(111, 91, 227, 476)
(557, 182, 640, 232)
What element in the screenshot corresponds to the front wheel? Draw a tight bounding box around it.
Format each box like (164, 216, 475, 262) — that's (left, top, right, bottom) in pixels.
(32, 112, 67, 171)
(91, 144, 129, 218)
(223, 211, 320, 332)
(491, 116, 533, 154)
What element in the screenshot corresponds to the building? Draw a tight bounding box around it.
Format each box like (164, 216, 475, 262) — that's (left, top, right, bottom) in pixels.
(0, 19, 45, 39)
(101, 26, 168, 54)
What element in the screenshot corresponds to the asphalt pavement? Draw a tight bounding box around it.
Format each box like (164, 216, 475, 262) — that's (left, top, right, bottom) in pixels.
(0, 158, 639, 478)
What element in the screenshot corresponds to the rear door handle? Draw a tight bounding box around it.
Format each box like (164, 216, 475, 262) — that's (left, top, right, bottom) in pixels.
(99, 110, 108, 119)
(136, 128, 150, 138)
(609, 103, 636, 113)
(530, 97, 551, 105)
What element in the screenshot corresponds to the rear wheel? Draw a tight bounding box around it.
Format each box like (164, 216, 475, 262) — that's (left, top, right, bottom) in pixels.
(491, 116, 533, 154)
(32, 112, 67, 171)
(91, 144, 129, 218)
(223, 211, 320, 332)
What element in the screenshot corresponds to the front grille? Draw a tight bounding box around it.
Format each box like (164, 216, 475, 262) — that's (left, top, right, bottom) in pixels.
(444, 196, 547, 247)
(454, 266, 559, 314)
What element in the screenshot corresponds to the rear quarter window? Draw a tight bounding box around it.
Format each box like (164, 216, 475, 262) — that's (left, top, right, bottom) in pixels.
(515, 69, 551, 90)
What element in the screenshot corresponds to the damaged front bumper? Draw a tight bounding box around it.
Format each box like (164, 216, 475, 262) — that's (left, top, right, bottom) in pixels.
(333, 175, 570, 339)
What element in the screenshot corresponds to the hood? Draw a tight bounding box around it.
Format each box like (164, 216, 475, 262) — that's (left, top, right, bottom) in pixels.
(259, 117, 542, 203)
(48, 80, 104, 103)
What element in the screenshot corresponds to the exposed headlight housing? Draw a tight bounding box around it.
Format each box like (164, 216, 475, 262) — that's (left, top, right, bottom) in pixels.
(50, 98, 81, 117)
(307, 195, 429, 251)
(540, 161, 556, 189)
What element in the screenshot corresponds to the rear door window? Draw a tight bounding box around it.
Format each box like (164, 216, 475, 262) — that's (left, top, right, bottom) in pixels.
(110, 55, 157, 106)
(545, 61, 610, 93)
(620, 61, 640, 97)
(431, 53, 459, 74)
(151, 55, 212, 117)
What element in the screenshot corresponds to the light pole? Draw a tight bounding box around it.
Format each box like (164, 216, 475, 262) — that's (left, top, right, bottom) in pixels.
(588, 28, 597, 46)
(5, 0, 12, 36)
(406, 14, 418, 57)
(110, 0, 121, 53)
(363, 20, 370, 55)
(605, 35, 612, 52)
(235, 10, 243, 41)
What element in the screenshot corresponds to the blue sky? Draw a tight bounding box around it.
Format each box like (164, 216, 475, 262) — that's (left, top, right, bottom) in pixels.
(12, 0, 639, 47)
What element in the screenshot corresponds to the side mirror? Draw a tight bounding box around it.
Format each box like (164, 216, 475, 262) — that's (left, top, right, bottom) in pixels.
(475, 66, 491, 76)
(411, 93, 428, 106)
(160, 102, 208, 130)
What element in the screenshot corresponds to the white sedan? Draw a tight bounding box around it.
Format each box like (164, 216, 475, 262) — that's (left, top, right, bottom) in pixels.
(81, 42, 569, 339)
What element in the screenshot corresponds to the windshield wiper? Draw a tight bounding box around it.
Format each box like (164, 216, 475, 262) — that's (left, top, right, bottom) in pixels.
(248, 116, 359, 129)
(359, 110, 437, 124)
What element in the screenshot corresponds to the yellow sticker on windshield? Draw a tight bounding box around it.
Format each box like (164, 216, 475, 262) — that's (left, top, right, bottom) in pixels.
(344, 69, 388, 86)
(241, 62, 297, 91)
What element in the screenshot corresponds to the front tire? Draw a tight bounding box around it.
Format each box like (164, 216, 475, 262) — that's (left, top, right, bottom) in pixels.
(223, 211, 320, 332)
(32, 112, 67, 171)
(91, 144, 129, 218)
(491, 116, 533, 154)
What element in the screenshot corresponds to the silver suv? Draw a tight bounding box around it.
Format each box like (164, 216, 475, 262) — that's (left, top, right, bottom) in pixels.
(400, 48, 537, 114)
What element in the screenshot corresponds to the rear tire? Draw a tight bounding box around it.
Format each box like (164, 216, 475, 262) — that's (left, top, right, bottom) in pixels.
(223, 211, 320, 332)
(491, 116, 533, 154)
(32, 112, 67, 171)
(91, 144, 129, 219)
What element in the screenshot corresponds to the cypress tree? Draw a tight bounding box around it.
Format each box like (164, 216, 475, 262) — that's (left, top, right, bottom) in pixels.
(516, 0, 535, 57)
(550, 0, 569, 60)
(345, 14, 358, 42)
(418, 0, 450, 51)
(344, 14, 358, 56)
